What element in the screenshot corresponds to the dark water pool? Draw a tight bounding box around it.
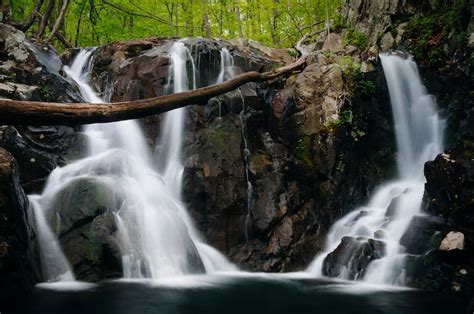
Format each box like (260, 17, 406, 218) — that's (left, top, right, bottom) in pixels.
(6, 274, 473, 314)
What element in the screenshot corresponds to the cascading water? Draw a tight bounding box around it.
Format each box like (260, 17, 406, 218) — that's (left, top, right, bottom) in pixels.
(30, 43, 234, 282)
(217, 47, 254, 241)
(307, 53, 445, 285)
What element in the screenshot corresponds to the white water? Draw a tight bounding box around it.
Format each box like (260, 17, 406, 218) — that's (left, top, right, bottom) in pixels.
(31, 44, 234, 282)
(307, 54, 445, 285)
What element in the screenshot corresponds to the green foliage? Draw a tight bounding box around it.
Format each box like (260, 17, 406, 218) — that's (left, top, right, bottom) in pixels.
(11, 0, 342, 49)
(404, 2, 470, 69)
(342, 27, 367, 49)
(354, 79, 376, 99)
(337, 56, 361, 76)
(324, 109, 352, 129)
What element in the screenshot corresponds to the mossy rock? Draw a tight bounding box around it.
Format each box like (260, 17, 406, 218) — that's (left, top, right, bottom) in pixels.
(49, 177, 116, 236)
(60, 212, 122, 281)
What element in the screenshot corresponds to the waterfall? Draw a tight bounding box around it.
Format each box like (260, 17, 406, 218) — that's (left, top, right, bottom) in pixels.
(307, 54, 445, 285)
(30, 44, 234, 282)
(217, 47, 254, 241)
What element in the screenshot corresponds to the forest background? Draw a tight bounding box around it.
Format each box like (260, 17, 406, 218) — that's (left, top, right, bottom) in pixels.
(7, 0, 341, 49)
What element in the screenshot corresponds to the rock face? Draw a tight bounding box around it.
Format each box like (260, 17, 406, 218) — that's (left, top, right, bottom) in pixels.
(0, 23, 86, 296)
(0, 147, 36, 303)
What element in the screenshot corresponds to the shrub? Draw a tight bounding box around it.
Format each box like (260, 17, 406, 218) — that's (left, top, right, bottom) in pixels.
(342, 28, 367, 49)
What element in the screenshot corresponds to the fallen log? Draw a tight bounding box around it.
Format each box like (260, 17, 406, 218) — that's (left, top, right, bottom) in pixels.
(0, 55, 306, 126)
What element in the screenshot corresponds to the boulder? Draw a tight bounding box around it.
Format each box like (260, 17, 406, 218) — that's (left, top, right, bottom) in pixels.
(322, 236, 385, 280)
(47, 177, 122, 281)
(439, 231, 465, 251)
(399, 215, 442, 255)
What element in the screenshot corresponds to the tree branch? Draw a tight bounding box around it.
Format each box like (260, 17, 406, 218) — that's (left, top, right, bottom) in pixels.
(46, 0, 69, 43)
(0, 56, 306, 126)
(36, 0, 55, 39)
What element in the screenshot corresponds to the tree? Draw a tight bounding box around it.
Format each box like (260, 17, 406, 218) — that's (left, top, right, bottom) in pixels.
(9, 0, 341, 48)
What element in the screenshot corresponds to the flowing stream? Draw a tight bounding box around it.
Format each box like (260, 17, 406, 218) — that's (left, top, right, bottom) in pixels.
(307, 54, 445, 285)
(30, 44, 234, 282)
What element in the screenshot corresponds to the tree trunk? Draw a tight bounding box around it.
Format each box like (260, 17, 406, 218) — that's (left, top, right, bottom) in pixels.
(74, 0, 86, 46)
(235, 4, 243, 38)
(36, 0, 55, 39)
(201, 0, 211, 38)
(0, 56, 306, 126)
(46, 0, 69, 43)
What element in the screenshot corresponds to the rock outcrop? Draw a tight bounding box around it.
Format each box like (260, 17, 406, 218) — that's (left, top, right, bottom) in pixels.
(0, 23, 85, 194)
(0, 147, 36, 304)
(403, 139, 474, 295)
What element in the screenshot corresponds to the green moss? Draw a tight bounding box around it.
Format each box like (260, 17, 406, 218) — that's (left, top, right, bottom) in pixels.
(404, 2, 469, 70)
(342, 27, 367, 49)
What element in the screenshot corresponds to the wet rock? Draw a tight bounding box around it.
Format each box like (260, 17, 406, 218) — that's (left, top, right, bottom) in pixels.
(411, 138, 474, 294)
(399, 215, 441, 255)
(423, 141, 474, 226)
(322, 236, 385, 280)
(60, 212, 122, 281)
(0, 147, 37, 303)
(0, 126, 87, 193)
(48, 177, 122, 281)
(48, 178, 116, 236)
(183, 115, 247, 251)
(384, 196, 400, 217)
